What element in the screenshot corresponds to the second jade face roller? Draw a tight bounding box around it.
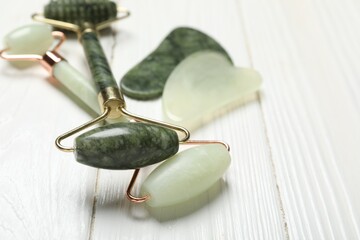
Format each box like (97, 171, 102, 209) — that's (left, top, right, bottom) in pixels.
(0, 24, 100, 114)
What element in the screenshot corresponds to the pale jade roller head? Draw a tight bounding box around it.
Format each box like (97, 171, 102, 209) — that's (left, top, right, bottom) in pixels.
(0, 24, 100, 114)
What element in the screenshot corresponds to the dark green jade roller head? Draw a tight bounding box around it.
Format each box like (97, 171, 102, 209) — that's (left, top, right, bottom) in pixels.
(74, 122, 179, 169)
(44, 0, 118, 26)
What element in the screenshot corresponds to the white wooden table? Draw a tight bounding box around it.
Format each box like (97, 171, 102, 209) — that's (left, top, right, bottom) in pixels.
(1, 0, 359, 239)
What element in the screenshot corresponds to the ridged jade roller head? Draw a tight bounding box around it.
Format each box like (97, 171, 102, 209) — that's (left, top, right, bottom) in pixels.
(141, 144, 231, 207)
(44, 0, 118, 26)
(4, 24, 53, 68)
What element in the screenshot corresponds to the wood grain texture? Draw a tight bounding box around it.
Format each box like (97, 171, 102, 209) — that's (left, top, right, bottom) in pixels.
(0, 0, 359, 239)
(0, 1, 114, 239)
(0, 41, 97, 239)
(240, 0, 360, 238)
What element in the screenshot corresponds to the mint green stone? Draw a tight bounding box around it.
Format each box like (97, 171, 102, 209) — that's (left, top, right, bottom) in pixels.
(4, 24, 53, 68)
(141, 144, 231, 207)
(53, 61, 100, 115)
(163, 51, 262, 131)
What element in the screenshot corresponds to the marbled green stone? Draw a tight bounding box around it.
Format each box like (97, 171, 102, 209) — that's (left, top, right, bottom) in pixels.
(44, 0, 117, 26)
(74, 122, 179, 169)
(120, 27, 232, 100)
(81, 31, 118, 92)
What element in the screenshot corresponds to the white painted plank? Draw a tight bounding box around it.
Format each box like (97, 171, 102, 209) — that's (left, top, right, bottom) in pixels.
(91, 0, 285, 239)
(4, 0, 359, 239)
(0, 0, 113, 239)
(240, 0, 360, 239)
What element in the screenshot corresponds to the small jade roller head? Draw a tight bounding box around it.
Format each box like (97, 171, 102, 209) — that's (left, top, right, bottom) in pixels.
(44, 0, 118, 26)
(2, 24, 54, 68)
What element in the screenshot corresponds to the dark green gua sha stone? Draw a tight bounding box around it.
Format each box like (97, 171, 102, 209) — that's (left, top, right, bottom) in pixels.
(120, 27, 233, 100)
(74, 122, 179, 169)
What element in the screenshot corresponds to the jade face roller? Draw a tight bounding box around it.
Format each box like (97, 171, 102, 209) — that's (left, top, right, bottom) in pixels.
(32, 1, 192, 166)
(33, 0, 231, 204)
(32, 0, 190, 160)
(0, 24, 99, 114)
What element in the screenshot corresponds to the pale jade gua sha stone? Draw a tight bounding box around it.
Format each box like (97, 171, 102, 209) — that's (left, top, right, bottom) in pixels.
(3, 24, 100, 115)
(141, 144, 231, 207)
(162, 51, 262, 131)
